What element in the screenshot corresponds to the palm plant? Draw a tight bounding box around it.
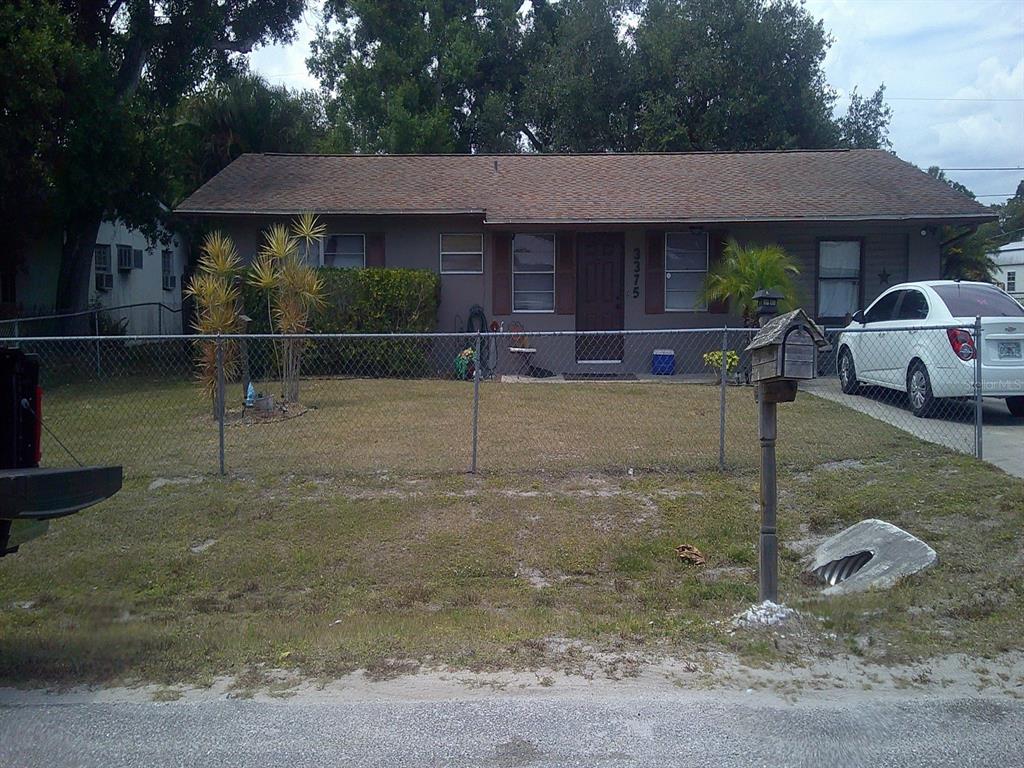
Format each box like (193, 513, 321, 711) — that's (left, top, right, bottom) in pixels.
(702, 240, 801, 325)
(248, 216, 325, 403)
(183, 232, 242, 416)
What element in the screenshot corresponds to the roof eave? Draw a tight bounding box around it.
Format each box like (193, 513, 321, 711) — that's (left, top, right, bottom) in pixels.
(480, 213, 998, 226)
(175, 207, 488, 217)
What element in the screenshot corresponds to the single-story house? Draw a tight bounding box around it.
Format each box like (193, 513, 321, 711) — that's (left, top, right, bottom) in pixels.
(992, 240, 1023, 302)
(176, 149, 993, 373)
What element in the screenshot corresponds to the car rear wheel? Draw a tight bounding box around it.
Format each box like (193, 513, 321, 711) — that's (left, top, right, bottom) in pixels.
(838, 348, 860, 395)
(907, 362, 937, 418)
(1007, 397, 1024, 418)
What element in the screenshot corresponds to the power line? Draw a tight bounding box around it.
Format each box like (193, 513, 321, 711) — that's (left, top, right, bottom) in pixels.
(939, 167, 1024, 171)
(887, 96, 1024, 102)
(974, 193, 1015, 198)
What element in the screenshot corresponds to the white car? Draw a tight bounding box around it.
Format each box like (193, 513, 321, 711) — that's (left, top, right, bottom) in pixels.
(836, 280, 1024, 418)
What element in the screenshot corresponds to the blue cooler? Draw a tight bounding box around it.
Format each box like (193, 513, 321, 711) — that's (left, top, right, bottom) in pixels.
(652, 349, 676, 376)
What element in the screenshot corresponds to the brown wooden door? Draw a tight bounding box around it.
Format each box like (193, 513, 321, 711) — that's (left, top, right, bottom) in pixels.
(576, 233, 625, 362)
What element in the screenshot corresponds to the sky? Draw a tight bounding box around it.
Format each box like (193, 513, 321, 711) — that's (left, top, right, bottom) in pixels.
(250, 0, 1024, 204)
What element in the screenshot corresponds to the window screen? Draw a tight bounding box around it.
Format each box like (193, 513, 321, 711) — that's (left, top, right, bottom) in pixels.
(665, 232, 708, 311)
(512, 234, 555, 312)
(818, 241, 861, 318)
(323, 235, 364, 269)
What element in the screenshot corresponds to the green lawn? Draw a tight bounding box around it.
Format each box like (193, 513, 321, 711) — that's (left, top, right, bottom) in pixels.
(0, 377, 1021, 686)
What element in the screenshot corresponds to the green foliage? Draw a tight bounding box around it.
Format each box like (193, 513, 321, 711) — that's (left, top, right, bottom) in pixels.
(260, 267, 442, 377)
(2, 0, 308, 313)
(313, 268, 440, 333)
(837, 86, 893, 149)
(702, 240, 801, 324)
(926, 167, 1019, 282)
(310, 0, 892, 154)
(175, 74, 326, 202)
(519, 0, 631, 152)
(701, 350, 740, 376)
(629, 0, 839, 151)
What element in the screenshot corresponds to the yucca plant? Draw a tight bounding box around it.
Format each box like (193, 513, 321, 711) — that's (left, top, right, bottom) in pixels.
(247, 216, 325, 403)
(702, 240, 801, 325)
(184, 232, 242, 416)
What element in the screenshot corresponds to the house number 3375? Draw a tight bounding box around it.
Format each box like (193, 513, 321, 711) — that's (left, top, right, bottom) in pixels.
(632, 249, 641, 299)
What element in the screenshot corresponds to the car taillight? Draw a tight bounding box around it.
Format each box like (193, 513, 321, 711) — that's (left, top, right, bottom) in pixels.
(947, 328, 976, 361)
(33, 386, 42, 465)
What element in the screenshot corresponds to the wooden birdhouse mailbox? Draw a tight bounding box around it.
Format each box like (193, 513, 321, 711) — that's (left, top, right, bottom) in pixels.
(744, 306, 831, 605)
(746, 308, 830, 402)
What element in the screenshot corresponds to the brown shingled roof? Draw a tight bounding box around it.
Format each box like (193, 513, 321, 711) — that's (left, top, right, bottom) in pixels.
(176, 149, 994, 225)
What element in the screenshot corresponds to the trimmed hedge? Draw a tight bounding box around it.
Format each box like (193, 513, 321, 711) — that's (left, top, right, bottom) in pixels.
(243, 267, 441, 378)
(312, 267, 440, 334)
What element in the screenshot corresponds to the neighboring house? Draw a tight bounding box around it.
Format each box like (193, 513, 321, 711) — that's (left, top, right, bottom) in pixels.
(993, 240, 1023, 302)
(176, 149, 993, 372)
(3, 217, 187, 335)
(88, 218, 187, 334)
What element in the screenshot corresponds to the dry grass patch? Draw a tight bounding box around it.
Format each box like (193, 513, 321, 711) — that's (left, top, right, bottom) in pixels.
(0, 376, 1019, 684)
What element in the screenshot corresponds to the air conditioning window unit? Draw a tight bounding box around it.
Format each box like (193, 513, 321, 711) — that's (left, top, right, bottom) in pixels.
(95, 272, 113, 292)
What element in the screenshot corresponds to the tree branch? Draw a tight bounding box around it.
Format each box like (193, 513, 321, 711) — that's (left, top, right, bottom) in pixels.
(521, 124, 546, 153)
(211, 37, 259, 54)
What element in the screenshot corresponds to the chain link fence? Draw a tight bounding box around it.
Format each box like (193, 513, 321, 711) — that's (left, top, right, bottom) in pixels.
(0, 302, 182, 338)
(8, 322, 1006, 480)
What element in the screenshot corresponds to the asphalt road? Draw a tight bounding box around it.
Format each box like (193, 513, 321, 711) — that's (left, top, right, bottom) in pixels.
(804, 378, 1024, 478)
(1, 689, 1022, 768)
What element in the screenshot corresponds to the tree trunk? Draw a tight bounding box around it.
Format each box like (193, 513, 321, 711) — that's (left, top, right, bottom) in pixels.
(56, 218, 102, 333)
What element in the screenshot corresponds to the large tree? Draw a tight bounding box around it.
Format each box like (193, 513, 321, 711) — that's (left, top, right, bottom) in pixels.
(1, 0, 307, 318)
(310, 0, 892, 155)
(310, 0, 525, 153)
(519, 0, 631, 152)
(175, 72, 326, 201)
(628, 0, 839, 151)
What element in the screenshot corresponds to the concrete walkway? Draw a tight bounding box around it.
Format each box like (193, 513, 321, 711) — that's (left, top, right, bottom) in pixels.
(804, 378, 1024, 478)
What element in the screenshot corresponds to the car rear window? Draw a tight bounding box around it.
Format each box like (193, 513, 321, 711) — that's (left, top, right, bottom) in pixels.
(932, 284, 1024, 317)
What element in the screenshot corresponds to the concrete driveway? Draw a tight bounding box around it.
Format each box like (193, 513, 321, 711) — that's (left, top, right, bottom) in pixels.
(804, 378, 1024, 478)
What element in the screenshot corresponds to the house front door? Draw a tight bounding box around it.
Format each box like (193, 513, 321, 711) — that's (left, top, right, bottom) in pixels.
(576, 232, 625, 362)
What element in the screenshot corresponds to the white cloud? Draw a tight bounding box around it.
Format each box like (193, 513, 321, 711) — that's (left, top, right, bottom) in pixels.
(807, 0, 1024, 200)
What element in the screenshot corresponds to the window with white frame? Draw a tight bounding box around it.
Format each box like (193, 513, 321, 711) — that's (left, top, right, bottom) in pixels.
(512, 234, 555, 312)
(1008, 271, 1017, 293)
(323, 234, 365, 268)
(665, 232, 708, 311)
(296, 237, 322, 267)
(94, 244, 111, 273)
(817, 240, 861, 319)
(161, 249, 176, 291)
(116, 243, 134, 270)
(440, 233, 484, 274)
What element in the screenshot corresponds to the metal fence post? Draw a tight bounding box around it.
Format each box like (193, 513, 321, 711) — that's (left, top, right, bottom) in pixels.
(216, 335, 226, 476)
(974, 315, 983, 460)
(93, 310, 101, 377)
(470, 331, 482, 474)
(719, 326, 728, 471)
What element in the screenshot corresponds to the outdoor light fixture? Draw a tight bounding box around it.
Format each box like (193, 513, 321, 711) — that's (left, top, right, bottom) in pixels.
(753, 288, 785, 324)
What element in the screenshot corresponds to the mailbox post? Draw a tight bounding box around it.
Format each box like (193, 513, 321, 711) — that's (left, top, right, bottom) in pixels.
(745, 306, 831, 602)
